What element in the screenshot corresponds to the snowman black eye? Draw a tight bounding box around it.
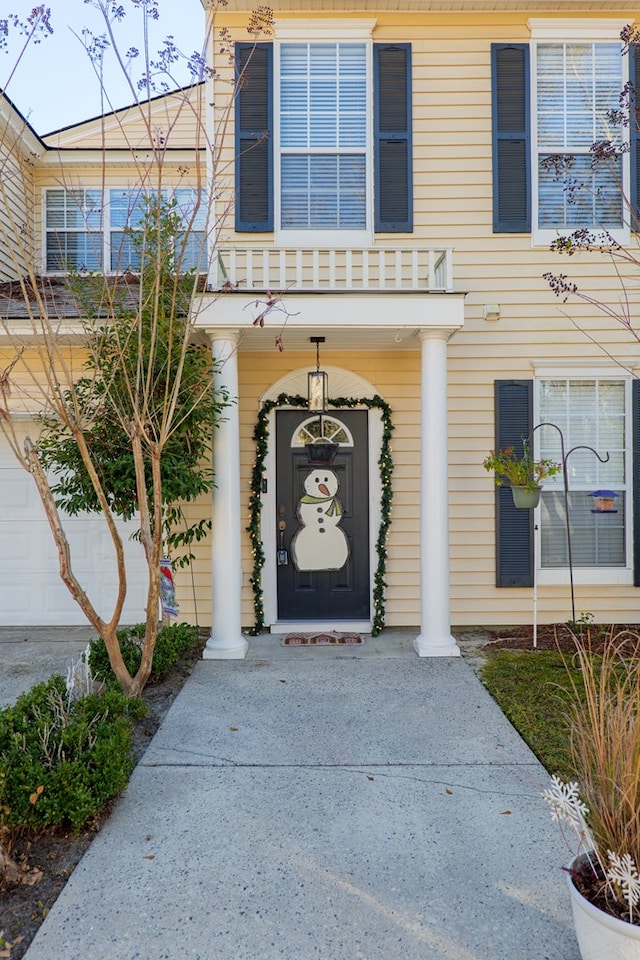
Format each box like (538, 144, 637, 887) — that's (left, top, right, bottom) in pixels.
(324, 476, 328, 482)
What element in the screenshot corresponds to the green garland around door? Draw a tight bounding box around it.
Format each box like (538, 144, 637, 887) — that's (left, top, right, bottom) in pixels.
(247, 392, 394, 636)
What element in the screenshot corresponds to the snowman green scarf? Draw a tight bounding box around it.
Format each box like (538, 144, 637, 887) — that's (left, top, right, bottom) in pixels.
(299, 493, 343, 517)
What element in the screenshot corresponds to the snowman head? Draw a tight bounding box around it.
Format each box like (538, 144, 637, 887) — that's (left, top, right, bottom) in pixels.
(304, 470, 339, 498)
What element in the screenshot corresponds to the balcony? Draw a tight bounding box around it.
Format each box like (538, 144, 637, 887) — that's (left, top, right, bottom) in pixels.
(211, 246, 454, 294)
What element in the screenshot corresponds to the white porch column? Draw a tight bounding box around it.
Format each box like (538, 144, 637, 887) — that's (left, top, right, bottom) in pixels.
(203, 330, 248, 659)
(414, 329, 460, 657)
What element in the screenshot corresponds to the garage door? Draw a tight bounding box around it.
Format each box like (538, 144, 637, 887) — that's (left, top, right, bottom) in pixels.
(0, 423, 149, 626)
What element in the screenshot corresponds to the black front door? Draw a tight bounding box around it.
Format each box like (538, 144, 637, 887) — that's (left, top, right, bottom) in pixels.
(276, 409, 369, 620)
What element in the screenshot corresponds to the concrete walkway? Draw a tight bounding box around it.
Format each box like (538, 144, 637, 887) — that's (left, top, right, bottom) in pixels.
(11, 630, 578, 960)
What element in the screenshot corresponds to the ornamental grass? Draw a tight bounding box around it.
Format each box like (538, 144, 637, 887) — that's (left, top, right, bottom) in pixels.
(541, 630, 640, 919)
(566, 631, 640, 874)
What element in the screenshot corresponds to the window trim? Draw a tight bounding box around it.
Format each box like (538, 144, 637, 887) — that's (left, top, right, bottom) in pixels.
(533, 373, 634, 585)
(43, 187, 104, 273)
(291, 414, 355, 447)
(43, 186, 205, 276)
(528, 19, 631, 246)
(273, 37, 374, 246)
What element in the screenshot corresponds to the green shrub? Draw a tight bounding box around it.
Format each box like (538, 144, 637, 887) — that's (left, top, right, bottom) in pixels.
(0, 676, 144, 829)
(89, 622, 200, 685)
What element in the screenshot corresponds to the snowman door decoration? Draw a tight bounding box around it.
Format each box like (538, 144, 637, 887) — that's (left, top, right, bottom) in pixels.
(291, 468, 349, 572)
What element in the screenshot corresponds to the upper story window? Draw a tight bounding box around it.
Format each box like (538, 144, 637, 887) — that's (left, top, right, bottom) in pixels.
(534, 41, 624, 239)
(491, 21, 631, 240)
(45, 189, 103, 272)
(45, 187, 206, 274)
(234, 34, 412, 238)
(279, 43, 367, 232)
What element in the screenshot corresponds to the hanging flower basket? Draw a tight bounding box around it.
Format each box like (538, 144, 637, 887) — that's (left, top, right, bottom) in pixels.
(305, 441, 338, 465)
(483, 445, 562, 492)
(511, 485, 542, 509)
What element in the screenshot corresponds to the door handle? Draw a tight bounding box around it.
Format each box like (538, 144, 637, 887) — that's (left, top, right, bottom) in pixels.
(277, 517, 288, 565)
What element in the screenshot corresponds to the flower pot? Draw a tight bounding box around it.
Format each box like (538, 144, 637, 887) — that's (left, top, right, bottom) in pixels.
(511, 485, 541, 509)
(567, 855, 640, 960)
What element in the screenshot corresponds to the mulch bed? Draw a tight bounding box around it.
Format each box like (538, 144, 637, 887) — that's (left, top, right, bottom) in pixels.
(482, 623, 640, 655)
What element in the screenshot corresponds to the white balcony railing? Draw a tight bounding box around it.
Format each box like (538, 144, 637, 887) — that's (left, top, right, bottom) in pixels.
(211, 247, 454, 293)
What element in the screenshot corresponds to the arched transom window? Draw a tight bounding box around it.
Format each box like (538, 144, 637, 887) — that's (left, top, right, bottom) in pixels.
(292, 415, 354, 447)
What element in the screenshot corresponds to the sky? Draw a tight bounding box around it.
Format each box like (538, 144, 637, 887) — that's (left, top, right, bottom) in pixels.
(2, 0, 207, 135)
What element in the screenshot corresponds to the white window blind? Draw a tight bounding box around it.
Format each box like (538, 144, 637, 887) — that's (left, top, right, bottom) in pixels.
(280, 43, 367, 229)
(109, 189, 145, 271)
(539, 379, 627, 567)
(536, 43, 623, 229)
(45, 189, 103, 271)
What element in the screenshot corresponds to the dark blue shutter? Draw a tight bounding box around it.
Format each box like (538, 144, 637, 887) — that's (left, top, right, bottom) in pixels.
(495, 380, 534, 587)
(235, 43, 273, 232)
(633, 380, 640, 585)
(374, 43, 413, 233)
(491, 43, 530, 233)
(629, 45, 640, 232)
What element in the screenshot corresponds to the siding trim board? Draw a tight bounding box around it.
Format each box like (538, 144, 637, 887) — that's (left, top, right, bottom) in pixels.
(629, 44, 640, 231)
(633, 380, 640, 586)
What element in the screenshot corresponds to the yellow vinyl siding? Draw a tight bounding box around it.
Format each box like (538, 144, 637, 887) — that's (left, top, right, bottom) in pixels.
(0, 347, 89, 417)
(0, 135, 36, 282)
(200, 9, 640, 630)
(114, 10, 640, 629)
(42, 86, 207, 151)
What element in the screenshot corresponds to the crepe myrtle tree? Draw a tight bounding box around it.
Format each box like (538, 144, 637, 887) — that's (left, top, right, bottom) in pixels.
(0, 1, 274, 699)
(544, 25, 640, 350)
(36, 196, 228, 572)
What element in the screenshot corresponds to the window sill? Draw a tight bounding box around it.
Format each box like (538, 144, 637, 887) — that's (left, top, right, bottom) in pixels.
(537, 568, 633, 587)
(275, 229, 373, 249)
(532, 226, 631, 248)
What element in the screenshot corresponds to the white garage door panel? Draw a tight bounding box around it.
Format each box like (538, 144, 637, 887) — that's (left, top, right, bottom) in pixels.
(0, 427, 151, 626)
(3, 475, 35, 514)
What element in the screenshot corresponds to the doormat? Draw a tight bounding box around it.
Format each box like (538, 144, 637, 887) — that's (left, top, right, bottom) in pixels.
(282, 632, 364, 646)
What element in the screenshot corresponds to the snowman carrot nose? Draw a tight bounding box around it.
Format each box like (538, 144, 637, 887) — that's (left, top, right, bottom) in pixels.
(318, 483, 330, 496)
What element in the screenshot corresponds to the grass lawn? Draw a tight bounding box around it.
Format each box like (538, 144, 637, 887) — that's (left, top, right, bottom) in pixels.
(480, 650, 585, 781)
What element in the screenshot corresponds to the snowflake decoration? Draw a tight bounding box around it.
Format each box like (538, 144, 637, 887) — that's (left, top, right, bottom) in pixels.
(541, 776, 594, 852)
(542, 776, 589, 829)
(607, 851, 640, 921)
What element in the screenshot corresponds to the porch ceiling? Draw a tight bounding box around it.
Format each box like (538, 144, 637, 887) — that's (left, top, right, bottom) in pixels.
(228, 325, 435, 351)
(194, 290, 466, 352)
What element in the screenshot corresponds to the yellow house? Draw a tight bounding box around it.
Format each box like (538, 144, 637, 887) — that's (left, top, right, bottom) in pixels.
(2, 1, 640, 653)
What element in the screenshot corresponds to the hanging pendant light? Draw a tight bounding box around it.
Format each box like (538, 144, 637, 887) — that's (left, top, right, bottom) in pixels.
(306, 336, 338, 465)
(307, 336, 328, 412)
